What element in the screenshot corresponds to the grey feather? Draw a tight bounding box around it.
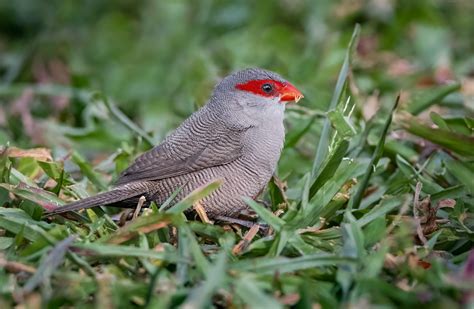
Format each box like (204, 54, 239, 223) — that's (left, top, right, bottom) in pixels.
(50, 68, 298, 218)
(115, 107, 250, 185)
(49, 182, 152, 214)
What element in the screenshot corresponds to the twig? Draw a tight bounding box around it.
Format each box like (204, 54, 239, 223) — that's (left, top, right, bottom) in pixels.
(193, 202, 212, 224)
(232, 224, 260, 256)
(386, 195, 412, 236)
(0, 256, 36, 274)
(133, 196, 146, 219)
(413, 182, 428, 245)
(119, 209, 134, 226)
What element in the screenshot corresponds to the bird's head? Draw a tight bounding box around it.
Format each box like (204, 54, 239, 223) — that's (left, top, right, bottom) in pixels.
(210, 68, 304, 112)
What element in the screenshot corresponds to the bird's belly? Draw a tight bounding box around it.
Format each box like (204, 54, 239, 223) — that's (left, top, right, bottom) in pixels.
(148, 159, 273, 218)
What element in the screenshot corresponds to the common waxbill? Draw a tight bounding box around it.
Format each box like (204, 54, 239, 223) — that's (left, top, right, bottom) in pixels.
(49, 68, 303, 218)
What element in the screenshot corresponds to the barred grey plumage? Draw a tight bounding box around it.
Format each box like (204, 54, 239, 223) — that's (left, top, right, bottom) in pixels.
(49, 68, 303, 218)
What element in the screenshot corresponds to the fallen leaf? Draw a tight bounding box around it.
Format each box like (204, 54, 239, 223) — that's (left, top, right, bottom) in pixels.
(0, 106, 5, 126)
(388, 58, 416, 77)
(362, 91, 380, 121)
(357, 35, 378, 57)
(4, 147, 52, 162)
(435, 64, 455, 84)
(462, 250, 474, 280)
(277, 293, 300, 305)
(0, 182, 64, 211)
(438, 199, 456, 209)
(232, 224, 260, 256)
(193, 201, 212, 224)
(11, 88, 43, 144)
(417, 260, 432, 269)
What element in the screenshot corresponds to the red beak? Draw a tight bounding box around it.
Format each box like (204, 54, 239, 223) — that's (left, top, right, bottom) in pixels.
(280, 82, 304, 103)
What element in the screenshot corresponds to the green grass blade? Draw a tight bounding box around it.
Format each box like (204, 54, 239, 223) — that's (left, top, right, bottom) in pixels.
(97, 212, 174, 244)
(444, 158, 474, 194)
(348, 95, 399, 211)
(406, 83, 461, 115)
(159, 185, 184, 211)
(244, 197, 285, 231)
(97, 92, 155, 147)
(357, 195, 409, 227)
(71, 151, 108, 191)
(311, 24, 361, 177)
(0, 209, 51, 242)
(232, 254, 355, 274)
(180, 225, 211, 274)
(327, 110, 356, 138)
(267, 229, 291, 257)
(182, 252, 227, 309)
(235, 277, 283, 309)
(166, 179, 222, 214)
(23, 235, 76, 293)
(309, 139, 349, 198)
(295, 159, 364, 228)
(0, 182, 64, 211)
(396, 112, 474, 157)
(73, 243, 178, 261)
(284, 114, 318, 148)
(396, 155, 444, 194)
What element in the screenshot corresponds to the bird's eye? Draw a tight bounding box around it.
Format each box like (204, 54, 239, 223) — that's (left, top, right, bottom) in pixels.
(261, 83, 273, 93)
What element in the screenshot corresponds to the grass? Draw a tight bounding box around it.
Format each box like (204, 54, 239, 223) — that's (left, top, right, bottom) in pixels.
(1, 1, 474, 308)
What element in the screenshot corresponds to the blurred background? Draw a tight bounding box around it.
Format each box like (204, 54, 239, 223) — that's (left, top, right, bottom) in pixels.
(1, 2, 474, 306)
(0, 0, 473, 179)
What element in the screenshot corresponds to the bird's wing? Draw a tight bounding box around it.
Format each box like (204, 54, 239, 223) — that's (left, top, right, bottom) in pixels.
(115, 112, 249, 185)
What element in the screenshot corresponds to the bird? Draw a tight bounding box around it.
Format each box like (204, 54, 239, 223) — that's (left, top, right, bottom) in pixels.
(49, 68, 303, 219)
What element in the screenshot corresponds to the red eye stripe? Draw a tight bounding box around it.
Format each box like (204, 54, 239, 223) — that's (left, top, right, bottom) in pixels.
(235, 79, 286, 97)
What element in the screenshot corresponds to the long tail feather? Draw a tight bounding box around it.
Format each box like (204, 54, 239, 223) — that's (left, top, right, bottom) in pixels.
(49, 188, 143, 214)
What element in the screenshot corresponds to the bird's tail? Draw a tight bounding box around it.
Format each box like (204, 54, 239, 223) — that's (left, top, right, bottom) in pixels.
(48, 186, 146, 215)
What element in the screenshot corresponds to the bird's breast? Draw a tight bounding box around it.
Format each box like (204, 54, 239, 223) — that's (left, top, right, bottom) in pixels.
(242, 121, 285, 175)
